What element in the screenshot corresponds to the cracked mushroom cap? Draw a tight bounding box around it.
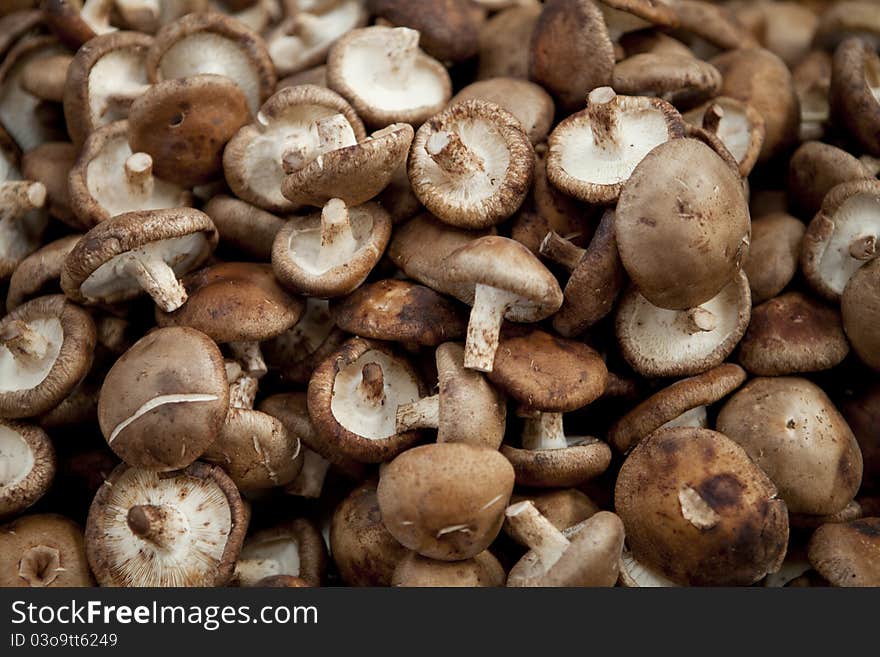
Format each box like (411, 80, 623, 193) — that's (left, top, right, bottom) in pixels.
(615, 427, 789, 586)
(62, 31, 153, 149)
(0, 420, 55, 518)
(97, 327, 230, 471)
(717, 377, 863, 516)
(830, 37, 880, 157)
(223, 84, 365, 213)
(307, 337, 426, 464)
(67, 120, 193, 227)
(408, 99, 533, 229)
(616, 271, 751, 378)
(801, 179, 880, 301)
(21, 141, 78, 227)
(546, 88, 685, 205)
(393, 550, 505, 587)
(787, 141, 876, 221)
(203, 195, 284, 261)
(609, 363, 747, 454)
(0, 513, 92, 587)
(612, 53, 722, 110)
(61, 208, 218, 312)
(0, 295, 96, 419)
(146, 12, 276, 116)
(742, 212, 805, 304)
(326, 26, 452, 128)
(85, 462, 246, 587)
(842, 258, 880, 372)
(233, 518, 326, 586)
(737, 292, 849, 376)
(377, 442, 515, 561)
(808, 518, 880, 587)
(683, 97, 765, 177)
(450, 78, 555, 145)
(6, 234, 80, 311)
(615, 138, 750, 310)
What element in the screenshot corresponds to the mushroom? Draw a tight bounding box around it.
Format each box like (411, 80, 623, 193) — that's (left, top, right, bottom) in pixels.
(0, 420, 55, 518)
(307, 337, 426, 464)
(595, 0, 678, 43)
(801, 179, 880, 301)
(408, 99, 533, 229)
(614, 138, 750, 310)
(233, 518, 326, 587)
(450, 78, 555, 145)
(717, 377, 863, 516)
(476, 3, 540, 81)
(842, 257, 880, 372)
(504, 501, 624, 587)
(807, 518, 880, 587)
(612, 53, 722, 110)
(203, 195, 284, 261)
(277, 64, 328, 90)
(85, 462, 247, 586)
(737, 292, 849, 376)
(682, 97, 765, 177)
(615, 427, 789, 586)
(670, 0, 758, 54)
(829, 37, 880, 157)
(618, 549, 680, 587)
(793, 49, 832, 141)
(6, 235, 80, 311)
(19, 52, 70, 104)
(61, 208, 218, 312)
(42, 0, 116, 49)
(504, 488, 600, 545)
(96, 326, 230, 471)
(615, 271, 751, 378)
(790, 500, 865, 531)
(440, 235, 563, 372)
(0, 514, 93, 587)
(787, 141, 877, 220)
(272, 198, 392, 298)
(619, 30, 695, 59)
(841, 384, 880, 491)
(742, 212, 805, 304)
(326, 26, 452, 128)
(608, 363, 747, 454)
(546, 88, 685, 205)
(392, 550, 505, 587)
(67, 120, 193, 227)
(0, 295, 96, 419)
(812, 1, 880, 52)
(0, 11, 43, 63)
(377, 442, 515, 561)
(395, 342, 506, 449)
(21, 141, 78, 227)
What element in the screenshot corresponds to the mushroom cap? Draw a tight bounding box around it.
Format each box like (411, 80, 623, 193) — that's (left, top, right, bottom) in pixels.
(277, 65, 328, 90)
(85, 462, 247, 587)
(21, 141, 78, 226)
(0, 11, 43, 63)
(501, 438, 613, 488)
(476, 3, 540, 80)
(505, 488, 599, 542)
(307, 337, 426, 463)
(202, 195, 284, 261)
(718, 377, 863, 515)
(377, 442, 515, 561)
(615, 271, 751, 378)
(330, 480, 408, 586)
(0, 513, 93, 587)
(393, 550, 505, 587)
(801, 179, 880, 301)
(488, 326, 607, 413)
(146, 11, 276, 116)
(737, 291, 849, 376)
(61, 208, 218, 307)
(0, 295, 96, 419)
(97, 326, 230, 471)
(128, 74, 252, 187)
(546, 92, 685, 205)
(609, 363, 747, 454)
(673, 0, 758, 51)
(156, 262, 304, 343)
(326, 26, 453, 128)
(813, 1, 880, 52)
(830, 37, 880, 156)
(790, 499, 865, 531)
(442, 236, 563, 322)
(331, 279, 466, 346)
(743, 212, 805, 304)
(842, 258, 880, 372)
(787, 141, 874, 220)
(408, 99, 533, 229)
(0, 420, 55, 518)
(808, 518, 880, 587)
(6, 234, 80, 311)
(42, 0, 115, 50)
(619, 30, 694, 59)
(62, 31, 153, 149)
(450, 78, 555, 145)
(234, 518, 326, 586)
(683, 96, 765, 177)
(615, 138, 750, 310)
(615, 427, 789, 586)
(841, 384, 880, 489)
(612, 53, 722, 110)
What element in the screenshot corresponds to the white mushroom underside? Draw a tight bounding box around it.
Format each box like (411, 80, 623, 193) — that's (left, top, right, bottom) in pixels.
(0, 425, 34, 488)
(101, 468, 233, 587)
(659, 405, 708, 430)
(236, 536, 301, 585)
(689, 102, 751, 163)
(268, 298, 334, 360)
(284, 208, 373, 275)
(158, 32, 262, 114)
(0, 201, 47, 263)
(88, 48, 150, 127)
(557, 109, 670, 185)
(268, 1, 363, 72)
(620, 551, 679, 587)
(0, 318, 63, 392)
(817, 192, 880, 295)
(79, 233, 207, 301)
(330, 350, 420, 439)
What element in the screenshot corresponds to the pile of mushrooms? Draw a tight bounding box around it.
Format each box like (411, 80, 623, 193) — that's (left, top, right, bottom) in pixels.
(1, 0, 879, 589)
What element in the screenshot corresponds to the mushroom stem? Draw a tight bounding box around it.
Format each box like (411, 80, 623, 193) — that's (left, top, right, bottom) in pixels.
(0, 181, 47, 222)
(849, 235, 877, 261)
(124, 152, 154, 197)
(396, 394, 440, 432)
(463, 284, 511, 372)
(505, 500, 569, 567)
(386, 27, 420, 79)
(681, 307, 717, 334)
(702, 103, 724, 135)
(127, 504, 188, 550)
(426, 130, 485, 177)
(587, 86, 620, 147)
(358, 362, 385, 406)
(17, 546, 62, 587)
(539, 231, 586, 272)
(317, 198, 358, 271)
(285, 448, 331, 498)
(123, 254, 188, 312)
(521, 411, 568, 450)
(0, 319, 50, 362)
(229, 341, 268, 379)
(228, 372, 259, 410)
(282, 114, 352, 173)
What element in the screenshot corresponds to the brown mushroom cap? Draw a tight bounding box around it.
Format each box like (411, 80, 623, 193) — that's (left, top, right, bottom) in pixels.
(743, 212, 805, 304)
(596, 0, 679, 42)
(808, 518, 880, 587)
(609, 363, 747, 454)
(737, 291, 849, 376)
(842, 258, 880, 372)
(501, 436, 613, 489)
(0, 295, 96, 419)
(790, 500, 865, 531)
(233, 518, 326, 586)
(615, 427, 789, 586)
(476, 3, 540, 81)
(0, 11, 43, 63)
(612, 53, 722, 110)
(841, 384, 880, 490)
(787, 141, 876, 220)
(683, 96, 765, 177)
(202, 195, 284, 261)
(377, 442, 515, 561)
(6, 234, 80, 311)
(97, 326, 230, 471)
(672, 0, 758, 52)
(85, 462, 247, 587)
(0, 513, 93, 587)
(615, 138, 750, 310)
(21, 141, 78, 227)
(43, 0, 116, 50)
(450, 78, 555, 145)
(717, 377, 863, 516)
(505, 488, 599, 543)
(0, 420, 55, 518)
(392, 550, 505, 587)
(830, 37, 880, 157)
(813, 1, 880, 52)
